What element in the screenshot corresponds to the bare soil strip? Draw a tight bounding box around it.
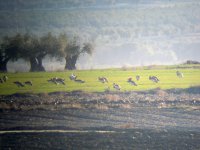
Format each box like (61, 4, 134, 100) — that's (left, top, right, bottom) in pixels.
(0, 88, 200, 149)
(0, 130, 117, 134)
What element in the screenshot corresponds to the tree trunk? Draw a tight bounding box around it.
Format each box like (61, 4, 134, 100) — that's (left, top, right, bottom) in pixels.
(30, 57, 39, 72)
(0, 58, 10, 72)
(65, 55, 78, 70)
(0, 61, 8, 72)
(37, 57, 45, 71)
(29, 57, 45, 72)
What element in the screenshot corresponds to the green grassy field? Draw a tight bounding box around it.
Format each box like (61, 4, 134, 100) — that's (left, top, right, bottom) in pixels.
(0, 65, 200, 95)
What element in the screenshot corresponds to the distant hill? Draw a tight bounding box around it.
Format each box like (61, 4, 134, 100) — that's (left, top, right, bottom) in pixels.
(0, 0, 141, 11)
(184, 60, 200, 65)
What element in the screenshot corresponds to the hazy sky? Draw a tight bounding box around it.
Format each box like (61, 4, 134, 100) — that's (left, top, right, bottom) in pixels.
(2, 0, 200, 70)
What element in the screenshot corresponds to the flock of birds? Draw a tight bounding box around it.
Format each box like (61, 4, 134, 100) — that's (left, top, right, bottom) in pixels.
(47, 73, 85, 85)
(111, 70, 183, 91)
(0, 71, 184, 91)
(0, 75, 32, 87)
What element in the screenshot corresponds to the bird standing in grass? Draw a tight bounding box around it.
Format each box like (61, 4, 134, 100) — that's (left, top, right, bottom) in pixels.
(48, 77, 65, 85)
(176, 71, 184, 78)
(136, 75, 140, 81)
(3, 76, 8, 82)
(69, 73, 77, 81)
(98, 77, 108, 83)
(149, 76, 159, 83)
(113, 83, 121, 91)
(56, 78, 65, 85)
(127, 78, 137, 86)
(69, 74, 85, 83)
(14, 81, 24, 87)
(47, 78, 58, 84)
(24, 81, 33, 86)
(75, 79, 85, 83)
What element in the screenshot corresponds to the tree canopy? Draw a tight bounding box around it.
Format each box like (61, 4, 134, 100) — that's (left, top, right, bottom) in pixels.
(64, 37, 94, 70)
(0, 34, 23, 71)
(0, 32, 94, 72)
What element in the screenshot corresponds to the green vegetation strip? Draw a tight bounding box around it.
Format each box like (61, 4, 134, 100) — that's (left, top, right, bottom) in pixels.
(0, 67, 200, 95)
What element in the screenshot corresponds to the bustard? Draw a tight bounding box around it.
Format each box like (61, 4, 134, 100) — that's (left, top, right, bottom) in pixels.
(3, 75, 8, 82)
(24, 81, 32, 86)
(75, 79, 85, 83)
(14, 81, 24, 87)
(176, 71, 184, 78)
(69, 73, 77, 81)
(127, 77, 137, 86)
(136, 75, 140, 81)
(113, 83, 121, 91)
(98, 77, 108, 83)
(149, 76, 159, 83)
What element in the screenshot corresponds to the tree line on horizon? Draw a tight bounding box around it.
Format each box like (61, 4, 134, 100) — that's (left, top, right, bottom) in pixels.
(0, 32, 94, 72)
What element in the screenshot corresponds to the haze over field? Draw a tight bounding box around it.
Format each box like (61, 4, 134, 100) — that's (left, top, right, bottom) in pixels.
(1, 0, 200, 71)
